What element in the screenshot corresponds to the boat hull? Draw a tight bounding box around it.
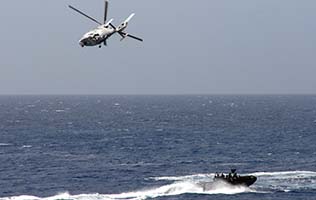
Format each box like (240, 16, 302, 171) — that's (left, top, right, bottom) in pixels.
(215, 175, 257, 187)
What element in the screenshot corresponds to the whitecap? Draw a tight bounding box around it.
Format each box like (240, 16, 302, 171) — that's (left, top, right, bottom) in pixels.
(250, 170, 316, 192)
(0, 143, 12, 146)
(0, 195, 40, 200)
(250, 170, 316, 177)
(150, 173, 213, 181)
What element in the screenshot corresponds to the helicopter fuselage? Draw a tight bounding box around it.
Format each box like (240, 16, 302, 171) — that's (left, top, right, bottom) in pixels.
(79, 25, 115, 47)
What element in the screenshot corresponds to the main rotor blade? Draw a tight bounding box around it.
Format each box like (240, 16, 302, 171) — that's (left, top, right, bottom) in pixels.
(120, 32, 143, 42)
(104, 0, 109, 24)
(68, 5, 102, 25)
(126, 34, 143, 42)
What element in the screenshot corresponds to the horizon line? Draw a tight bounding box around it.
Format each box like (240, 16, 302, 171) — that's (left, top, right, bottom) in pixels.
(0, 93, 316, 96)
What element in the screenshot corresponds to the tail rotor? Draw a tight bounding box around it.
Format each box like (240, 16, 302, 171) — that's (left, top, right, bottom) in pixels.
(116, 13, 143, 42)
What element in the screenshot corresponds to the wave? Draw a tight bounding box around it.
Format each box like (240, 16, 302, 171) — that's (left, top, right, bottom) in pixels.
(1, 171, 315, 200)
(0, 143, 12, 146)
(250, 170, 316, 177)
(250, 170, 316, 192)
(149, 173, 213, 181)
(21, 145, 32, 148)
(0, 182, 251, 200)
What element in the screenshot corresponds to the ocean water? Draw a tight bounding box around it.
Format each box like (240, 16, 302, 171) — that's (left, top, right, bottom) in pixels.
(0, 95, 316, 200)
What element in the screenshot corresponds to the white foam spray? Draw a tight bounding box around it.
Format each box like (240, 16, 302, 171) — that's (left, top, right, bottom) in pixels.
(1, 171, 315, 200)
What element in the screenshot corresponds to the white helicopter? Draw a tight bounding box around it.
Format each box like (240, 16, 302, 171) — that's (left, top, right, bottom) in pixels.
(69, 0, 143, 48)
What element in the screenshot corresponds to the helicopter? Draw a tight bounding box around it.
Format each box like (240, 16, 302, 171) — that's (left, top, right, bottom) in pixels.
(69, 0, 143, 48)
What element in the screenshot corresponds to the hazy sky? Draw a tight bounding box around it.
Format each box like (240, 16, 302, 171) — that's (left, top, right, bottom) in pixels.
(0, 0, 316, 95)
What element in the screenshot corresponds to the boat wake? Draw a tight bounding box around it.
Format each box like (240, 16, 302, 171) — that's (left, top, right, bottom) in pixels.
(1, 171, 316, 200)
(250, 171, 316, 193)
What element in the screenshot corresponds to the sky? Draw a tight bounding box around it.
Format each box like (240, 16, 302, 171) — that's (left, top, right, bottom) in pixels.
(0, 0, 316, 95)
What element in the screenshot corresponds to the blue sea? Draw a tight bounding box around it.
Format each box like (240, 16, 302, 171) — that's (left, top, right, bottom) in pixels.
(0, 95, 316, 200)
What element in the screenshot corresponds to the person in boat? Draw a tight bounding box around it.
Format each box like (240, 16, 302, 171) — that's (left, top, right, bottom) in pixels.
(214, 169, 257, 187)
(214, 169, 238, 180)
(231, 169, 237, 178)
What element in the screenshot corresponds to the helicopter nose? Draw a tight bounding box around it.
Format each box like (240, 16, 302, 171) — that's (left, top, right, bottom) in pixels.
(79, 37, 88, 47)
(79, 40, 85, 47)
